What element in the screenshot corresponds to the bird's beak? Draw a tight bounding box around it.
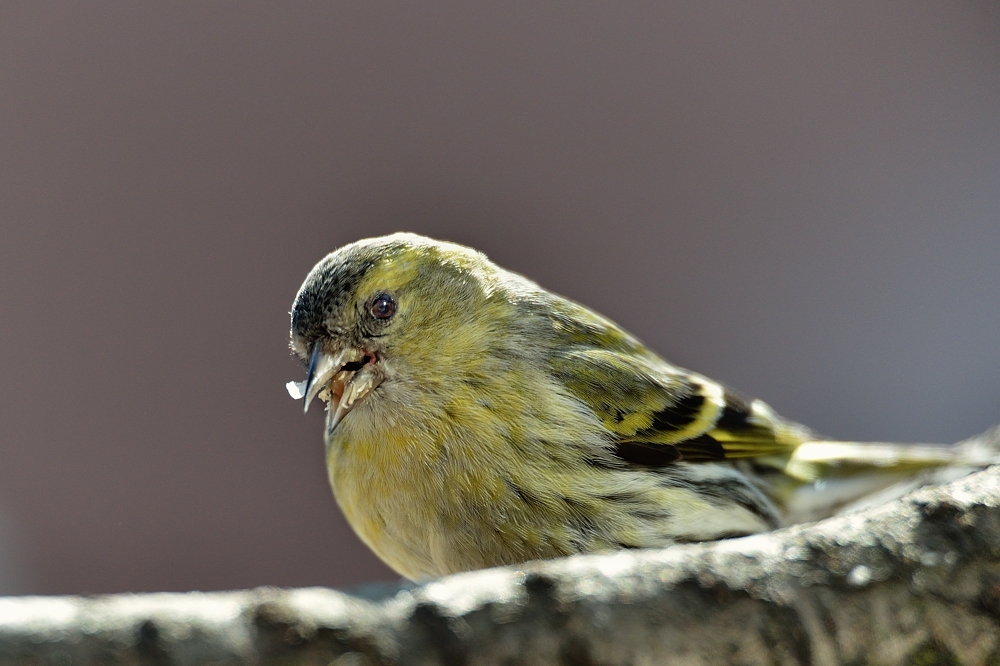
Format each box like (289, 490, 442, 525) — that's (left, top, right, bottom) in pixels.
(287, 343, 382, 431)
(302, 343, 339, 413)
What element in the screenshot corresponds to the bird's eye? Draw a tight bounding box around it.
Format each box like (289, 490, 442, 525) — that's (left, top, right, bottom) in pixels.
(370, 293, 396, 320)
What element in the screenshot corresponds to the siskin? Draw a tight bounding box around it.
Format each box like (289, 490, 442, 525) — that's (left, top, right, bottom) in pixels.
(288, 233, 997, 581)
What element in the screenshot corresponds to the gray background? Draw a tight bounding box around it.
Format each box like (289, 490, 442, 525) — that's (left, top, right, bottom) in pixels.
(1, 1, 998, 595)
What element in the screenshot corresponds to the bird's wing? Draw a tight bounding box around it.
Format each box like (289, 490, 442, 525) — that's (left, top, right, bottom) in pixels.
(551, 346, 809, 466)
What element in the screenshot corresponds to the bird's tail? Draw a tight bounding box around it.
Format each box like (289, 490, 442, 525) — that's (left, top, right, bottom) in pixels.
(776, 424, 1000, 525)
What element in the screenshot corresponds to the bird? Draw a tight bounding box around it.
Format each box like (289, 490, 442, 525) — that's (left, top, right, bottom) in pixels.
(287, 232, 997, 581)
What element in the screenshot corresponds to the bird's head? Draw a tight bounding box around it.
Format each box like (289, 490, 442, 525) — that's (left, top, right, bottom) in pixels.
(289, 233, 515, 432)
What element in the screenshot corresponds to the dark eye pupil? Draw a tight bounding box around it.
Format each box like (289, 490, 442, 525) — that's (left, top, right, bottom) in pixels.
(371, 294, 396, 320)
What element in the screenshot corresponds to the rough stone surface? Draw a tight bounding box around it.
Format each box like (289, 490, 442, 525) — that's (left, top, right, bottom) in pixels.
(3, 437, 1000, 664)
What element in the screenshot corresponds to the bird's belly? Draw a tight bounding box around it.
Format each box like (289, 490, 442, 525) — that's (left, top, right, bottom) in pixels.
(327, 452, 443, 579)
(325, 427, 780, 579)
(325, 430, 550, 579)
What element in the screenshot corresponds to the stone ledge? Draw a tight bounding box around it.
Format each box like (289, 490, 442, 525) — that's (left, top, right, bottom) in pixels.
(3, 435, 1000, 665)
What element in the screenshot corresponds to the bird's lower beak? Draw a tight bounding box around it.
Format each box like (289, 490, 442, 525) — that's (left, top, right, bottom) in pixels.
(287, 344, 382, 431)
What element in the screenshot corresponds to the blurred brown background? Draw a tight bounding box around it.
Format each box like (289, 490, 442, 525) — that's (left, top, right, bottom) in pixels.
(0, 1, 998, 595)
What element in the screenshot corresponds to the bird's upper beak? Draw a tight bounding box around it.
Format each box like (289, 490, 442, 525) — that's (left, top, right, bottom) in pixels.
(286, 343, 382, 431)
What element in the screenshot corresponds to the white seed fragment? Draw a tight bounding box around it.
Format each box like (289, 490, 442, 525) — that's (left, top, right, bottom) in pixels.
(286, 380, 307, 400)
